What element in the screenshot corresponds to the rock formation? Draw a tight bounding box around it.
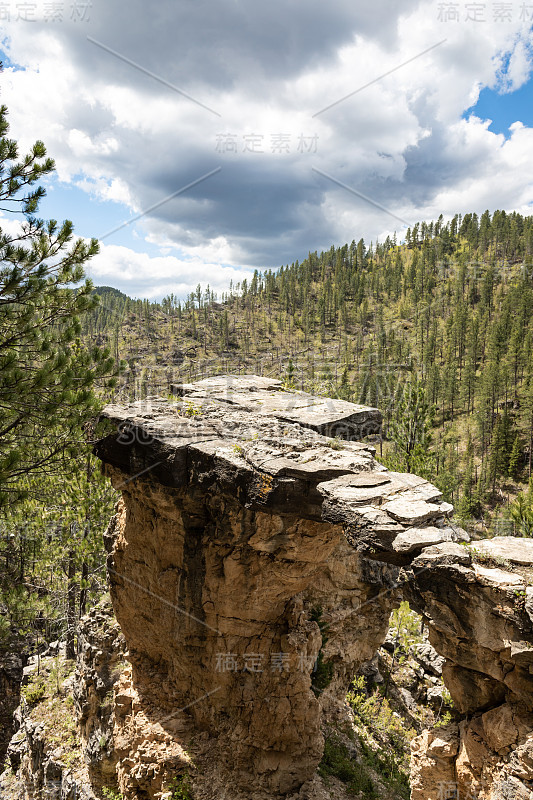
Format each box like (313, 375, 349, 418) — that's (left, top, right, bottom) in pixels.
(0, 654, 23, 764)
(406, 540, 533, 800)
(3, 376, 532, 800)
(91, 376, 473, 799)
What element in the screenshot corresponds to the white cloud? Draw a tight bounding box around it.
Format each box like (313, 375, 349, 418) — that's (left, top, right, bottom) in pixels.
(0, 0, 532, 298)
(87, 244, 254, 300)
(75, 176, 134, 206)
(497, 39, 533, 92)
(68, 129, 119, 158)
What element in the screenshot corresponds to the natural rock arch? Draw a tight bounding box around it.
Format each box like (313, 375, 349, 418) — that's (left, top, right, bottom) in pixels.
(91, 377, 533, 800)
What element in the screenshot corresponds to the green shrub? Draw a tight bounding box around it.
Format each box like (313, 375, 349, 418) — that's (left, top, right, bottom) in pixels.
(22, 675, 46, 705)
(310, 606, 334, 696)
(181, 401, 202, 418)
(102, 789, 122, 800)
(319, 737, 376, 797)
(169, 773, 194, 800)
(434, 711, 452, 729)
(347, 680, 412, 798)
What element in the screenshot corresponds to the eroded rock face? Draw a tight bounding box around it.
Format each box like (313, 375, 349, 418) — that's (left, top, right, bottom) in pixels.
(406, 543, 533, 799)
(0, 654, 24, 764)
(89, 376, 533, 800)
(74, 599, 126, 792)
(100, 476, 400, 797)
(92, 376, 469, 798)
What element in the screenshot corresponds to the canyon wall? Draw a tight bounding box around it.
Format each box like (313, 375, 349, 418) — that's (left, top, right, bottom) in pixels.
(0, 654, 23, 765)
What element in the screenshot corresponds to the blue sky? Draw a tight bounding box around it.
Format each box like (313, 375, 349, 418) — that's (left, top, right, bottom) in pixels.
(467, 69, 533, 136)
(39, 177, 142, 251)
(1, 3, 533, 300)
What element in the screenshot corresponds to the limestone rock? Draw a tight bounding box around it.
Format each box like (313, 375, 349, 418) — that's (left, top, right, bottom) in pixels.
(74, 598, 127, 792)
(474, 536, 533, 566)
(87, 378, 533, 800)
(0, 655, 23, 765)
(410, 724, 458, 800)
(410, 541, 472, 566)
(474, 564, 526, 588)
(442, 663, 506, 714)
(412, 641, 444, 677)
(482, 703, 521, 753)
(391, 525, 466, 555)
(171, 375, 382, 439)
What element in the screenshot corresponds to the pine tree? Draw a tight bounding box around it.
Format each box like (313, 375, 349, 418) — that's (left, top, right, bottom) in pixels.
(336, 367, 352, 401)
(510, 481, 533, 538)
(387, 378, 435, 475)
(508, 434, 523, 480)
(0, 103, 115, 507)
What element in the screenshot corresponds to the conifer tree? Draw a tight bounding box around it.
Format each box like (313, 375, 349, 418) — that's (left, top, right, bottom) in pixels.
(0, 102, 115, 507)
(388, 378, 435, 475)
(508, 434, 523, 481)
(510, 480, 533, 538)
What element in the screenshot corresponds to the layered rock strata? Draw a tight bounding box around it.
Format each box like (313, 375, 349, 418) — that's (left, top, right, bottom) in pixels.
(92, 376, 468, 798)
(74, 599, 126, 793)
(4, 376, 532, 800)
(407, 541, 533, 800)
(0, 654, 24, 764)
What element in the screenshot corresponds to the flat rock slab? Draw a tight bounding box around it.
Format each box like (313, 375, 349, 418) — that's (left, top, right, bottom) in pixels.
(391, 526, 468, 554)
(473, 565, 526, 588)
(411, 542, 473, 567)
(317, 472, 420, 506)
(382, 497, 453, 525)
(474, 537, 533, 566)
(96, 376, 467, 565)
(173, 375, 382, 438)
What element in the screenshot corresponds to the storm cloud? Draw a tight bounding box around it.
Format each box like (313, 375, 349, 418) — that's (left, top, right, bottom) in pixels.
(0, 0, 532, 297)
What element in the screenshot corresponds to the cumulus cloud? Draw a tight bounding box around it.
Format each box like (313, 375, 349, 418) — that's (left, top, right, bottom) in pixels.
(87, 244, 254, 300)
(0, 0, 532, 298)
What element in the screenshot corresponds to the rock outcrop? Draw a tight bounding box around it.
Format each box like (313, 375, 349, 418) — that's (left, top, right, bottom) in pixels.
(0, 654, 23, 764)
(406, 541, 533, 800)
(6, 376, 531, 800)
(92, 376, 471, 799)
(74, 599, 126, 793)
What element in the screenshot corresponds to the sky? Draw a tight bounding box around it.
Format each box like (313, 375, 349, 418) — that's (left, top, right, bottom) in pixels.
(0, 0, 532, 300)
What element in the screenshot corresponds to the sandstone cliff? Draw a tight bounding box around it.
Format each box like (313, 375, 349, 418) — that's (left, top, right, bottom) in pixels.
(90, 376, 470, 799)
(406, 539, 533, 800)
(2, 376, 532, 800)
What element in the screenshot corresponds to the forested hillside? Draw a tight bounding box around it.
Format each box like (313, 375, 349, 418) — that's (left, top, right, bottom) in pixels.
(3, 203, 533, 699)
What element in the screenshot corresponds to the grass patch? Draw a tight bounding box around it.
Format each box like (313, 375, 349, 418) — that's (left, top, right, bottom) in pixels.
(20, 655, 83, 773)
(21, 674, 46, 705)
(347, 676, 413, 799)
